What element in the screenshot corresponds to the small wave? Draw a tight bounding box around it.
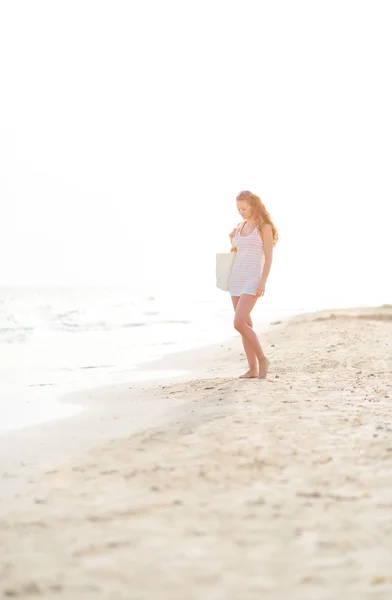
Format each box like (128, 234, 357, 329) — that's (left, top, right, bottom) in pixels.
(0, 326, 34, 334)
(58, 321, 109, 332)
(28, 383, 54, 387)
(0, 326, 34, 344)
(54, 310, 80, 319)
(81, 365, 114, 370)
(122, 322, 147, 328)
(157, 320, 191, 325)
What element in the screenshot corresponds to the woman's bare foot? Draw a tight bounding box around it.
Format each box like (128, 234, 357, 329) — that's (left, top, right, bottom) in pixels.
(258, 358, 270, 379)
(239, 365, 259, 379)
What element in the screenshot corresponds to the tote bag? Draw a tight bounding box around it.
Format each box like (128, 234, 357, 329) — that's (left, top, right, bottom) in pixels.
(216, 237, 237, 292)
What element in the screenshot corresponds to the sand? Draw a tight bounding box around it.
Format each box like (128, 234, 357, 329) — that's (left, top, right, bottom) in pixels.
(1, 306, 392, 599)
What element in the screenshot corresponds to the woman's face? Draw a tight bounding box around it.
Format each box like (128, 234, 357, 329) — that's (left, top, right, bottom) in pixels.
(236, 200, 253, 221)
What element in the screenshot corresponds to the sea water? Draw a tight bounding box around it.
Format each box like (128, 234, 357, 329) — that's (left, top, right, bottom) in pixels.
(0, 272, 388, 432)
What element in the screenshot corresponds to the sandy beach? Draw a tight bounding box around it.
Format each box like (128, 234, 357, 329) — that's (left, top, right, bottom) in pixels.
(1, 306, 392, 599)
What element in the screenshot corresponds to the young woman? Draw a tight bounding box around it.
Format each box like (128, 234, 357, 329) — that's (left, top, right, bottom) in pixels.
(229, 190, 278, 379)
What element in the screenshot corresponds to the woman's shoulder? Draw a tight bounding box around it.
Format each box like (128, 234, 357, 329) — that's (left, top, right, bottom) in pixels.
(231, 221, 244, 232)
(259, 222, 274, 245)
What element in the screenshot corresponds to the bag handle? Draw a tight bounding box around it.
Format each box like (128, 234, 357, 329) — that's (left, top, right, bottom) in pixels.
(231, 222, 243, 252)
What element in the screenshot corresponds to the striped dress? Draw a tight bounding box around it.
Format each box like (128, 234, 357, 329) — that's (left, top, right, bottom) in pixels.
(229, 222, 264, 297)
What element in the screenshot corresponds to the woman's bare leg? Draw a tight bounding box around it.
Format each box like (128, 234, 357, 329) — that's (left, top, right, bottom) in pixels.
(231, 295, 258, 378)
(233, 295, 269, 379)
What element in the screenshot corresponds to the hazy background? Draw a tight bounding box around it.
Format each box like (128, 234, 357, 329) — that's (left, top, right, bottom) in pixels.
(1, 0, 391, 306)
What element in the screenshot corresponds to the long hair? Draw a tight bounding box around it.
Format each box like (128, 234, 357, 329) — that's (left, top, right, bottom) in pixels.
(236, 190, 279, 246)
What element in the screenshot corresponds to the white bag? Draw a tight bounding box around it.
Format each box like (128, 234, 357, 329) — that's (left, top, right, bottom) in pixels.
(216, 235, 237, 292)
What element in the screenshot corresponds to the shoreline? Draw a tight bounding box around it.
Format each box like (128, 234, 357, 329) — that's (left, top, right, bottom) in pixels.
(0, 305, 389, 504)
(0, 297, 318, 436)
(1, 305, 392, 597)
(0, 310, 269, 436)
(0, 301, 368, 435)
(0, 310, 274, 507)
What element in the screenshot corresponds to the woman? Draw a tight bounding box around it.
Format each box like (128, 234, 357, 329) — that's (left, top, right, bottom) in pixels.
(229, 190, 278, 379)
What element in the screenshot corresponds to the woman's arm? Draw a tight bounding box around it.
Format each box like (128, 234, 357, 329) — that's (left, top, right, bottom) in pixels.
(256, 224, 274, 296)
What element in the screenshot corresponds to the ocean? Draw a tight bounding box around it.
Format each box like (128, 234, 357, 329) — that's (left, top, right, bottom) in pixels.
(0, 281, 300, 432)
(0, 276, 388, 432)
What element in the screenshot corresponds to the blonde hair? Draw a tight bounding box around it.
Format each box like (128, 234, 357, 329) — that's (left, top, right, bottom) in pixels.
(236, 190, 279, 246)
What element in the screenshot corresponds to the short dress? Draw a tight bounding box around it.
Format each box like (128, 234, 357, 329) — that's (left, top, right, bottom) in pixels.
(229, 222, 265, 297)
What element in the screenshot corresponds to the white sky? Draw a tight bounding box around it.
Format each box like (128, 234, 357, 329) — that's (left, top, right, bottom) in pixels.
(1, 1, 391, 299)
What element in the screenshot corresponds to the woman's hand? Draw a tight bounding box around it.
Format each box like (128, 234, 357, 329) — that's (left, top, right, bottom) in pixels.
(255, 282, 266, 297)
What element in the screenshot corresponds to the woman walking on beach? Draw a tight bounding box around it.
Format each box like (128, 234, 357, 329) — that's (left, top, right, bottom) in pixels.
(229, 190, 278, 379)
